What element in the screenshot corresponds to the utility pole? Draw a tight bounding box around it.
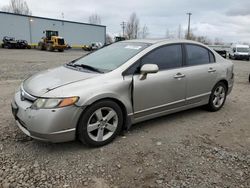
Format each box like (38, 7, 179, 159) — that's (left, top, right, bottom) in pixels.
(186, 12, 192, 40)
(120, 21, 126, 37)
(178, 24, 182, 39)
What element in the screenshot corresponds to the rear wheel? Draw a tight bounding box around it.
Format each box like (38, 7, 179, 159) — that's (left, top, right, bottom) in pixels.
(206, 82, 227, 112)
(77, 100, 123, 147)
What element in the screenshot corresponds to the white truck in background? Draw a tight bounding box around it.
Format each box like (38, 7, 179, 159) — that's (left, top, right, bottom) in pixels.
(229, 44, 250, 60)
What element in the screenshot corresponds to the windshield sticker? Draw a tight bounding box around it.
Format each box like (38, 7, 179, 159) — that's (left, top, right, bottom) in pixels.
(125, 45, 142, 50)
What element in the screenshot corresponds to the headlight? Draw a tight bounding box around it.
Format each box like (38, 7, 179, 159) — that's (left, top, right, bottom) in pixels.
(31, 97, 79, 109)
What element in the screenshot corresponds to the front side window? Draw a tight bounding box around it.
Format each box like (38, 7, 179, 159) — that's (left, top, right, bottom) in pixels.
(141, 44, 183, 70)
(186, 44, 210, 66)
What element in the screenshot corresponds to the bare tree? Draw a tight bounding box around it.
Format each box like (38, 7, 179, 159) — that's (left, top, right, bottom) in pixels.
(165, 29, 170, 39)
(141, 25, 149, 39)
(1, 0, 32, 15)
(106, 34, 113, 44)
(165, 29, 175, 39)
(214, 37, 224, 45)
(125, 12, 140, 39)
(177, 24, 182, 39)
(88, 14, 101, 25)
(196, 36, 211, 45)
(184, 30, 212, 44)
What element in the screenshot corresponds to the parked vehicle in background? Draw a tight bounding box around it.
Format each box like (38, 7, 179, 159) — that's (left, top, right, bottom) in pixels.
(2, 36, 17, 48)
(229, 44, 250, 60)
(16, 40, 31, 49)
(2, 36, 31, 49)
(214, 49, 227, 58)
(115, 36, 126, 42)
(38, 30, 67, 52)
(82, 42, 103, 51)
(11, 39, 234, 147)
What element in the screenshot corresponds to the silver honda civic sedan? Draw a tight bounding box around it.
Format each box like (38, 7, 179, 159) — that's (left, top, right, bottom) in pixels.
(11, 39, 234, 147)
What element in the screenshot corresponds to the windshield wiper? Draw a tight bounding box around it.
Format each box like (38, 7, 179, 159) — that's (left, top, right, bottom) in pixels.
(66, 63, 103, 73)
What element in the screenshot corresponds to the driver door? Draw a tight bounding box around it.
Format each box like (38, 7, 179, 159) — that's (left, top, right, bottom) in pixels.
(133, 44, 186, 120)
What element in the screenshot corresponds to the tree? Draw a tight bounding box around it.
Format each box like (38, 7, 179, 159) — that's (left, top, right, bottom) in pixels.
(184, 30, 212, 45)
(106, 34, 113, 44)
(1, 0, 32, 15)
(165, 29, 175, 39)
(214, 37, 224, 45)
(88, 14, 101, 25)
(141, 25, 149, 39)
(177, 24, 182, 39)
(125, 12, 140, 39)
(196, 36, 211, 45)
(165, 29, 170, 39)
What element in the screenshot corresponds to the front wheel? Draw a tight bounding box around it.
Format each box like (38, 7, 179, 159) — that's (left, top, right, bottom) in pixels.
(206, 82, 227, 112)
(77, 100, 123, 147)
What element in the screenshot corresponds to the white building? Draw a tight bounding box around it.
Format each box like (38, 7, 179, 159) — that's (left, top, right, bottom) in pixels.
(0, 11, 106, 46)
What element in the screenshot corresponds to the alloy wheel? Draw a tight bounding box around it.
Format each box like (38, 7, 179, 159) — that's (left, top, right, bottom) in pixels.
(212, 86, 226, 108)
(87, 107, 118, 142)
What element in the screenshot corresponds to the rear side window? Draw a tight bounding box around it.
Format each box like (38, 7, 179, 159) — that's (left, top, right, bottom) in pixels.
(209, 51, 215, 62)
(186, 44, 210, 66)
(141, 44, 182, 70)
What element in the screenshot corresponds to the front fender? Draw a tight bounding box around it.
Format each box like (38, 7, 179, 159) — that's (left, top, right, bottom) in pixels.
(75, 80, 133, 115)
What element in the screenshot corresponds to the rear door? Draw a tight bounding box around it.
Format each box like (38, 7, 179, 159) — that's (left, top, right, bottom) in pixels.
(183, 44, 218, 104)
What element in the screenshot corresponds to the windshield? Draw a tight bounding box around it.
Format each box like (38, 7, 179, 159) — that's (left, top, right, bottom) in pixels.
(237, 47, 249, 53)
(73, 42, 150, 72)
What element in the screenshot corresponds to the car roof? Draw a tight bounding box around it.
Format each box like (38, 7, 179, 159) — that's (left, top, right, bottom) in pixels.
(121, 39, 206, 45)
(234, 44, 249, 48)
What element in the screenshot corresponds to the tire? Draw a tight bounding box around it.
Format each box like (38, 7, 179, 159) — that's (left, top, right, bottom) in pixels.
(206, 82, 227, 112)
(46, 44, 54, 51)
(58, 49, 64, 52)
(77, 100, 123, 147)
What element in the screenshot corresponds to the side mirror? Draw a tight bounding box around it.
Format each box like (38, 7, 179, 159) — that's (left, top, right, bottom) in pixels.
(139, 64, 159, 80)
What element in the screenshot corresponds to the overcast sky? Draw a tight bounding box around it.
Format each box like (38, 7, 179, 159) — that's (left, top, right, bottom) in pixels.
(1, 0, 250, 43)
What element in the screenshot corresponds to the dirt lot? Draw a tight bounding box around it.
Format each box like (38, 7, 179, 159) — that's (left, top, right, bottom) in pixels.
(0, 49, 249, 188)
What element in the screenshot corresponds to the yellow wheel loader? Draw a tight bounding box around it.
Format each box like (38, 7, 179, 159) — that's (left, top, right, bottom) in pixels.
(38, 30, 66, 52)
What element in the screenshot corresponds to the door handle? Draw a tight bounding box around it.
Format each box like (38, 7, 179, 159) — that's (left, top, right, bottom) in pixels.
(174, 73, 185, 79)
(208, 67, 216, 73)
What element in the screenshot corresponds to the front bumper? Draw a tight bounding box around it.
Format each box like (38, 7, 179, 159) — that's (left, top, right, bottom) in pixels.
(11, 91, 83, 143)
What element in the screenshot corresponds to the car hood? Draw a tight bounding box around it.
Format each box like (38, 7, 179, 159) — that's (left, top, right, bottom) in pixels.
(23, 66, 99, 97)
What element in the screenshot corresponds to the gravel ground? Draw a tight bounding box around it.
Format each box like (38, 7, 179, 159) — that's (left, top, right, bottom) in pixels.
(0, 49, 249, 188)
